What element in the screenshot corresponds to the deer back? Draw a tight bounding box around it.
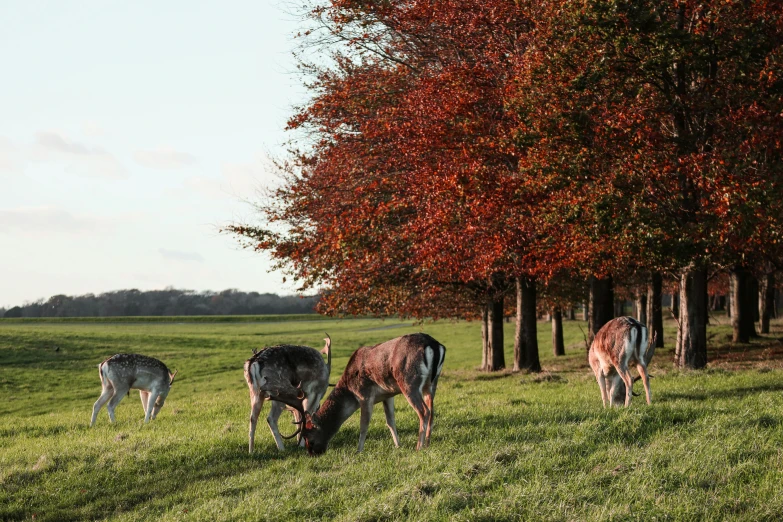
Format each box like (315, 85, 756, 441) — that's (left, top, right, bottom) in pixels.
(101, 354, 172, 391)
(244, 345, 329, 397)
(590, 316, 651, 370)
(336, 333, 445, 396)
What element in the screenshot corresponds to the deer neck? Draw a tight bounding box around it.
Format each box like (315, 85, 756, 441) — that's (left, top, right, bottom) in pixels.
(313, 385, 359, 441)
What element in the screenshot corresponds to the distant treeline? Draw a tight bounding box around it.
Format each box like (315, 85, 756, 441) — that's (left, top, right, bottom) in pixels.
(1, 288, 319, 318)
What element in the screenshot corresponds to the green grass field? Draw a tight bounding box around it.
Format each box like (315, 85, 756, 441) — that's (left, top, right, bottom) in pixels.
(2, 315, 783, 521)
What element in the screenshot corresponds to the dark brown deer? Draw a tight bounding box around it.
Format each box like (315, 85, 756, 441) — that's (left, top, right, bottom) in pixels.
(90, 354, 178, 426)
(243, 335, 331, 453)
(588, 316, 655, 407)
(283, 333, 446, 455)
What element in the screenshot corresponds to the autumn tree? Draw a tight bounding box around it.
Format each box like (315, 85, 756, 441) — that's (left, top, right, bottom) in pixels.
(514, 0, 783, 368)
(230, 0, 546, 371)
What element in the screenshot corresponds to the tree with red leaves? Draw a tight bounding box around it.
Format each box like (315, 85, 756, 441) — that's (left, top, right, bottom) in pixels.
(230, 0, 783, 373)
(229, 0, 543, 371)
(514, 0, 783, 368)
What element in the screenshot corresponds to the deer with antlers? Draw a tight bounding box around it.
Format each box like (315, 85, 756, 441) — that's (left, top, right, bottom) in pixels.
(243, 335, 332, 453)
(588, 316, 656, 407)
(90, 353, 178, 426)
(279, 333, 446, 455)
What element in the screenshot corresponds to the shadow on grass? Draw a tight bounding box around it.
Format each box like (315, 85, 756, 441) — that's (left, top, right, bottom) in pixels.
(659, 382, 783, 402)
(472, 372, 517, 381)
(1, 439, 289, 522)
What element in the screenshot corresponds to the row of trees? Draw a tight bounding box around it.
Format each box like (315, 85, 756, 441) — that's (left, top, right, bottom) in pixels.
(1, 289, 319, 318)
(230, 0, 783, 371)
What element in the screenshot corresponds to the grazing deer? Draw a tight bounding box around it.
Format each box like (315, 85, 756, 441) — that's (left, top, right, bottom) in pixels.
(243, 335, 332, 453)
(588, 316, 655, 407)
(90, 354, 178, 426)
(284, 333, 446, 456)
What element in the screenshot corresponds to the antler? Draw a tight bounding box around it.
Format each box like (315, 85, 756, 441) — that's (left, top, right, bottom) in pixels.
(169, 369, 178, 385)
(322, 333, 332, 370)
(267, 392, 307, 440)
(280, 411, 308, 440)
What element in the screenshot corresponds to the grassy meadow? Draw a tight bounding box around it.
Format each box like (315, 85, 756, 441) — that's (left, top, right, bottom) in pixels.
(2, 314, 783, 521)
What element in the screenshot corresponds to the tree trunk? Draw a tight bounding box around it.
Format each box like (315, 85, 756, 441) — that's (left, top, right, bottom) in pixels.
(726, 288, 731, 318)
(582, 301, 589, 321)
(647, 272, 664, 348)
(568, 308, 576, 321)
(636, 294, 647, 325)
(760, 272, 775, 334)
(675, 265, 708, 369)
(513, 280, 523, 371)
(588, 276, 614, 347)
(481, 304, 488, 370)
(552, 308, 565, 356)
(671, 293, 679, 320)
(750, 276, 760, 323)
(730, 267, 756, 343)
(514, 277, 540, 372)
(483, 296, 505, 371)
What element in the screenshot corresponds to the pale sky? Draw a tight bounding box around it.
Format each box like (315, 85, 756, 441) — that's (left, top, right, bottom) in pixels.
(0, 1, 309, 308)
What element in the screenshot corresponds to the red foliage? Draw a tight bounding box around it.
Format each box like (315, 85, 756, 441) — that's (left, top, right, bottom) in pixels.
(229, 0, 783, 319)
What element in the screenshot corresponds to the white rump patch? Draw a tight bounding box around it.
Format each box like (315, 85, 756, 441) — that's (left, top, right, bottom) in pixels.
(436, 346, 445, 377)
(421, 346, 434, 376)
(623, 327, 638, 366)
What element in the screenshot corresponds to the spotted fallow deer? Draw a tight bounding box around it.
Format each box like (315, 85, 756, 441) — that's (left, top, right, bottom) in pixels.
(588, 316, 656, 407)
(90, 354, 178, 426)
(282, 333, 446, 456)
(243, 335, 331, 453)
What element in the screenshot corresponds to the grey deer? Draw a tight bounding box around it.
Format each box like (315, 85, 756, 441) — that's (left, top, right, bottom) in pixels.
(588, 316, 655, 407)
(243, 335, 332, 453)
(283, 333, 446, 456)
(90, 353, 178, 426)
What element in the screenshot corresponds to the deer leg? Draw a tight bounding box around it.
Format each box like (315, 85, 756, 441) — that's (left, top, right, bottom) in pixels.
(143, 390, 159, 423)
(106, 386, 128, 423)
(403, 388, 430, 451)
(636, 363, 652, 405)
(248, 393, 264, 454)
(424, 380, 438, 446)
(596, 372, 608, 408)
(90, 384, 114, 427)
(618, 368, 634, 407)
(357, 401, 374, 453)
(382, 397, 400, 448)
(139, 390, 150, 416)
(266, 400, 286, 451)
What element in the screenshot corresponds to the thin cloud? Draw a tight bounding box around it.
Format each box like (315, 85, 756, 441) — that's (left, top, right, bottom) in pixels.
(178, 159, 277, 200)
(83, 120, 107, 137)
(30, 130, 128, 179)
(134, 147, 197, 169)
(158, 248, 205, 263)
(0, 136, 22, 172)
(34, 131, 94, 155)
(0, 206, 105, 234)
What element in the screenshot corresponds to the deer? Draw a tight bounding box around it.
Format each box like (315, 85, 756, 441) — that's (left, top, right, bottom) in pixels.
(280, 333, 446, 456)
(243, 335, 332, 453)
(90, 353, 178, 426)
(588, 316, 656, 408)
